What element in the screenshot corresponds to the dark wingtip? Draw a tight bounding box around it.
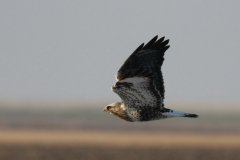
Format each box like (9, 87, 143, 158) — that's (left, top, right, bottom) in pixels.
(142, 35, 158, 50)
(131, 43, 144, 55)
(162, 45, 170, 52)
(162, 39, 169, 46)
(184, 113, 199, 118)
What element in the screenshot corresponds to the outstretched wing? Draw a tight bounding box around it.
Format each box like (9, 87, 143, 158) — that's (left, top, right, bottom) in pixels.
(116, 35, 169, 100)
(113, 36, 169, 110)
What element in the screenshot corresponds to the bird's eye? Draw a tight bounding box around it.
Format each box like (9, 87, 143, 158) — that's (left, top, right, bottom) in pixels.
(107, 106, 111, 110)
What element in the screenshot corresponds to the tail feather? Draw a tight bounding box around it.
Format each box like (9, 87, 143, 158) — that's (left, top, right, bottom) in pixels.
(184, 113, 199, 118)
(162, 109, 199, 118)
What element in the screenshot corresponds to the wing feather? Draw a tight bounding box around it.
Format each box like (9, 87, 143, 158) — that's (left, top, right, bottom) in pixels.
(115, 36, 170, 101)
(112, 77, 161, 110)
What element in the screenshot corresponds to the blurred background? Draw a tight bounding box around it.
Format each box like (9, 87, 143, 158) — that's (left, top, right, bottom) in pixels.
(0, 1, 240, 160)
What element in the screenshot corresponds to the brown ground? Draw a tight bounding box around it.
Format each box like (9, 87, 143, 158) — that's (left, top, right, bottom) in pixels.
(1, 144, 240, 160)
(0, 130, 239, 160)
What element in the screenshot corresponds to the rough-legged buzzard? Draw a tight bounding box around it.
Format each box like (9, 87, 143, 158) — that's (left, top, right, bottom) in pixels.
(103, 36, 198, 122)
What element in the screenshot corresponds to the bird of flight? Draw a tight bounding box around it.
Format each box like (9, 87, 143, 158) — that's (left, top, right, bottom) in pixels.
(103, 36, 198, 122)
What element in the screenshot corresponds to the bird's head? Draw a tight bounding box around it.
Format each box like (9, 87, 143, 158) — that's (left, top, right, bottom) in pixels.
(103, 102, 122, 114)
(103, 102, 130, 121)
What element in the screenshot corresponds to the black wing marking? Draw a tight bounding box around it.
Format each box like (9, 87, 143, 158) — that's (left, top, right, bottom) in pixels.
(116, 36, 170, 100)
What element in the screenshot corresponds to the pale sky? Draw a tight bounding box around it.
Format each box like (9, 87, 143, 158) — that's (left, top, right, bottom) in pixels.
(0, 1, 240, 104)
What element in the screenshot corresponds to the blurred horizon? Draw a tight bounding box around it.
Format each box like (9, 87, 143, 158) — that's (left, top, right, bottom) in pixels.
(1, 96, 240, 111)
(0, 98, 239, 112)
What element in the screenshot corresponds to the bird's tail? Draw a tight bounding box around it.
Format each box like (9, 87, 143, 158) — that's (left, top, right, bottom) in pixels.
(162, 109, 199, 118)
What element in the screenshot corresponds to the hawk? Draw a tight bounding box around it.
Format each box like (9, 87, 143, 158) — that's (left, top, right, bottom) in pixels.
(103, 36, 198, 122)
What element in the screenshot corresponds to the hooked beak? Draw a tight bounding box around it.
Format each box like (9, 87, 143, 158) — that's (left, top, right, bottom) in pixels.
(103, 108, 107, 112)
